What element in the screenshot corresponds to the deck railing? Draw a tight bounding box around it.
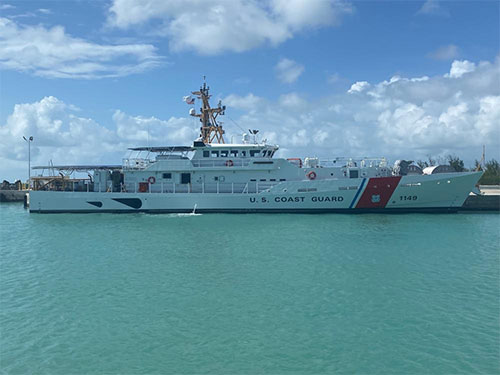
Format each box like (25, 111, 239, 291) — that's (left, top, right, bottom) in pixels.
(190, 159, 252, 168)
(319, 157, 387, 168)
(123, 181, 277, 194)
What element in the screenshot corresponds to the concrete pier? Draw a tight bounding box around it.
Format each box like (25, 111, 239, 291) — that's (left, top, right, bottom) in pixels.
(461, 195, 500, 211)
(460, 186, 500, 212)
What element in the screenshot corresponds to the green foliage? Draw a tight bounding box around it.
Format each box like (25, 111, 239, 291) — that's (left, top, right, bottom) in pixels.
(479, 159, 500, 185)
(447, 155, 466, 172)
(416, 155, 467, 172)
(413, 155, 499, 185)
(416, 160, 429, 169)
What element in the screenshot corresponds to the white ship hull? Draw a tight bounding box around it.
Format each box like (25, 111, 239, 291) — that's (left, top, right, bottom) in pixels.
(29, 172, 481, 213)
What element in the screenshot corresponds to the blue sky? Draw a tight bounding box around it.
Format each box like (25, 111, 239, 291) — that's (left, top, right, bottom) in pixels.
(0, 0, 499, 181)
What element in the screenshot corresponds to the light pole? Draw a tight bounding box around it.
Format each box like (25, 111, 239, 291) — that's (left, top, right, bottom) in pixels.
(23, 136, 33, 189)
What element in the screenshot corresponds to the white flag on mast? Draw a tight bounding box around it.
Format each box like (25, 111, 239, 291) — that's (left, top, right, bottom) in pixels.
(183, 95, 195, 105)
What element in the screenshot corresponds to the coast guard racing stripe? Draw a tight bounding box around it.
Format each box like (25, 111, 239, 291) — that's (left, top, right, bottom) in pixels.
(349, 178, 367, 208)
(355, 176, 402, 209)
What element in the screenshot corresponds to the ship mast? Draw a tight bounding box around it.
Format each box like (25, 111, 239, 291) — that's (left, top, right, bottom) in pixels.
(190, 81, 226, 144)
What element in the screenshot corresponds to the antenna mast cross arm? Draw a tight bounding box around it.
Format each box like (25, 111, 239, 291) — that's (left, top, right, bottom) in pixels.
(190, 81, 226, 144)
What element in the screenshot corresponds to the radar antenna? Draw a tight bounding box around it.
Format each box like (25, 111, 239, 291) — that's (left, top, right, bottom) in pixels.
(190, 81, 226, 144)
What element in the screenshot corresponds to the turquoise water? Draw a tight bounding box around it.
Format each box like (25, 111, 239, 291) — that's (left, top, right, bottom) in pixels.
(1, 203, 499, 374)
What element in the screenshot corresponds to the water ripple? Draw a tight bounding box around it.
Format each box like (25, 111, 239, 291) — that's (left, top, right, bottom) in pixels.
(1, 204, 499, 374)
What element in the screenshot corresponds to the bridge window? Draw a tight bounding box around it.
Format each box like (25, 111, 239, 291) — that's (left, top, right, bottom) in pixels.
(203, 151, 209, 157)
(230, 150, 238, 157)
(250, 150, 260, 157)
(221, 150, 228, 158)
(211, 151, 219, 158)
(241, 151, 247, 157)
(162, 173, 172, 179)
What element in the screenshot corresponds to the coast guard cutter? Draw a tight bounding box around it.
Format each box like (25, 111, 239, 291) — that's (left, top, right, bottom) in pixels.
(29, 82, 482, 213)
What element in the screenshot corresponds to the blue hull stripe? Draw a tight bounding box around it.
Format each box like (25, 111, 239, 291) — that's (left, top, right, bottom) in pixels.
(349, 178, 367, 209)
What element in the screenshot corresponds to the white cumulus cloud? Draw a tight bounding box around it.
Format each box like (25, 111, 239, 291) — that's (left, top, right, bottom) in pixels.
(0, 17, 162, 79)
(275, 58, 305, 84)
(0, 97, 118, 170)
(0, 98, 198, 180)
(2, 58, 499, 181)
(348, 81, 370, 94)
(224, 94, 265, 111)
(113, 110, 197, 145)
(230, 58, 500, 164)
(107, 0, 353, 55)
(446, 60, 476, 78)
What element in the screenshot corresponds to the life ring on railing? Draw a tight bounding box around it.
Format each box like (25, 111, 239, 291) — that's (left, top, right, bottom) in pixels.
(226, 160, 234, 167)
(147, 176, 156, 184)
(307, 171, 317, 180)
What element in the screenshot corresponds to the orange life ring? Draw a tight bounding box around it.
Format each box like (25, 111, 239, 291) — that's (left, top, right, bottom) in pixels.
(307, 171, 317, 180)
(147, 176, 156, 184)
(226, 160, 234, 167)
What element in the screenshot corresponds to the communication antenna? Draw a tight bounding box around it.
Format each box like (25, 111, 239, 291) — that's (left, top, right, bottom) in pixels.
(477, 145, 486, 171)
(189, 80, 226, 144)
(248, 129, 259, 144)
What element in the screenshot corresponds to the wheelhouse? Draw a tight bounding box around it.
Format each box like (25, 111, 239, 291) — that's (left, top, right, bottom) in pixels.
(192, 144, 278, 160)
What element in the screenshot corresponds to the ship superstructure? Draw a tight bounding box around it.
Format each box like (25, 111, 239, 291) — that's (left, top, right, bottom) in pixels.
(29, 82, 482, 213)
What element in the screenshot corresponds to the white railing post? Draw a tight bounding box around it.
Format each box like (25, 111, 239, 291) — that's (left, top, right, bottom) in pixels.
(202, 182, 205, 194)
(135, 182, 137, 193)
(173, 182, 176, 194)
(217, 181, 219, 194)
(161, 182, 164, 193)
(257, 181, 259, 193)
(232, 182, 234, 194)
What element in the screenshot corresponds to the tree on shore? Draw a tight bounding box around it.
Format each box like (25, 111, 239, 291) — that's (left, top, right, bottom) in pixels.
(476, 159, 500, 185)
(447, 155, 466, 172)
(414, 154, 500, 184)
(416, 155, 465, 171)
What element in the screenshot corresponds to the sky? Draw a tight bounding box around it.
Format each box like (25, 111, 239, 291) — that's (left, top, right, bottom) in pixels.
(0, 0, 499, 181)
